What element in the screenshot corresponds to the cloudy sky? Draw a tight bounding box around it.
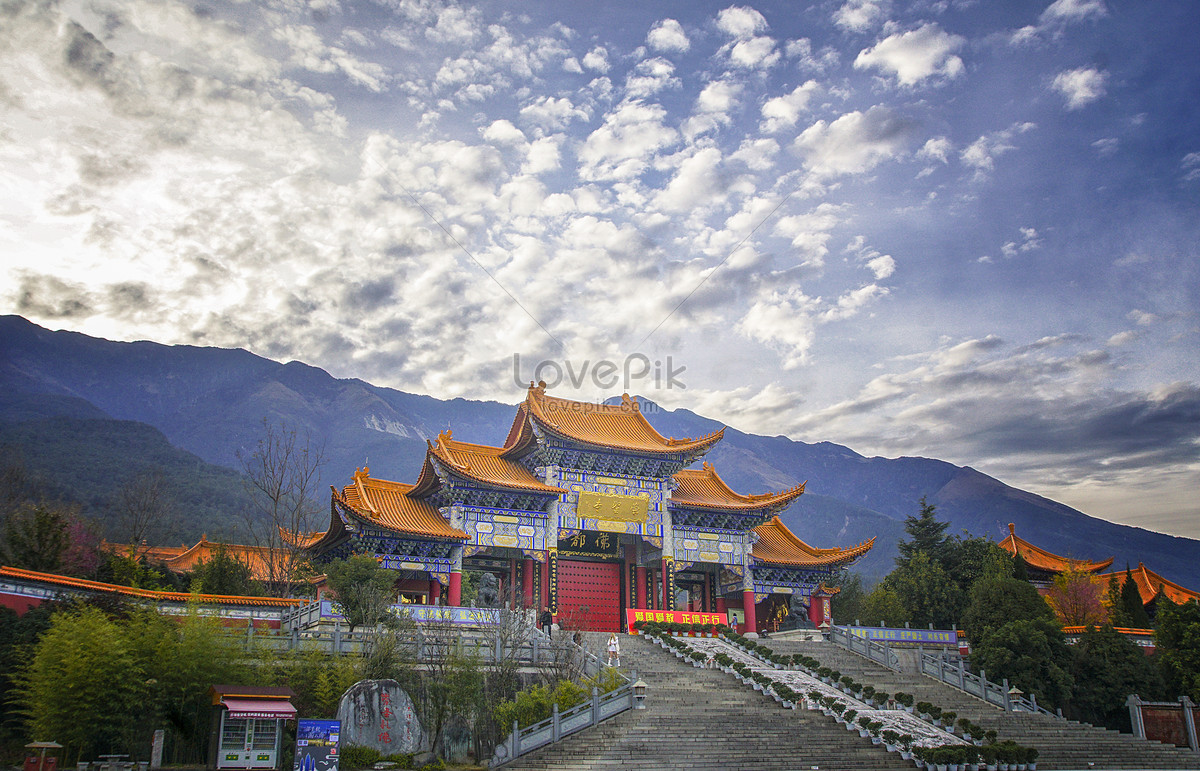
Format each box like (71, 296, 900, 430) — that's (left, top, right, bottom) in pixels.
(2, 0, 1198, 537)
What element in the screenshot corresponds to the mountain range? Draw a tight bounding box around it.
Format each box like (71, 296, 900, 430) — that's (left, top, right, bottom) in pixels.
(2, 314, 1197, 588)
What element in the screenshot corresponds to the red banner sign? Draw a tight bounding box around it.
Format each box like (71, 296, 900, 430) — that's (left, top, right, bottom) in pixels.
(625, 609, 727, 634)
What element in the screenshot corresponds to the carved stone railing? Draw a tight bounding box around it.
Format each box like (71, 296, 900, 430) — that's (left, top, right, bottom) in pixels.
(920, 651, 1059, 718)
(829, 625, 902, 671)
(488, 681, 637, 768)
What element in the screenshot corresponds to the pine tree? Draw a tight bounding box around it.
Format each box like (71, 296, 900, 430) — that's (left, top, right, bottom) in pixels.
(1119, 567, 1152, 628)
(896, 496, 951, 570)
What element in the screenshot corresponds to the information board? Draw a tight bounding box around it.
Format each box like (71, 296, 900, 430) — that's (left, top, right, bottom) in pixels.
(294, 720, 339, 771)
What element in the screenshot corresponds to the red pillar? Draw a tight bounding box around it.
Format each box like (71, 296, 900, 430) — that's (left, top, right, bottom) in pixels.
(522, 557, 534, 608)
(448, 571, 462, 607)
(635, 566, 648, 609)
(429, 578, 441, 605)
(661, 559, 671, 611)
(743, 590, 757, 634)
(716, 596, 727, 614)
(540, 554, 550, 611)
(509, 559, 518, 609)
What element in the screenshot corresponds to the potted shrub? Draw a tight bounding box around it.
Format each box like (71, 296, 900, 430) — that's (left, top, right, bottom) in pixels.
(1025, 747, 1038, 771)
(912, 746, 927, 771)
(979, 744, 997, 771)
(883, 729, 900, 752)
(862, 685, 876, 704)
(941, 711, 957, 731)
(843, 708, 858, 728)
(807, 690, 822, 710)
(857, 715, 872, 737)
(897, 692, 915, 712)
(899, 734, 915, 760)
(868, 721, 884, 744)
(969, 724, 985, 745)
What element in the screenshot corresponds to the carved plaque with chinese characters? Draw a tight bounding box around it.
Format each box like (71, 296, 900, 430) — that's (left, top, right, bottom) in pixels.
(576, 491, 648, 523)
(557, 530, 620, 558)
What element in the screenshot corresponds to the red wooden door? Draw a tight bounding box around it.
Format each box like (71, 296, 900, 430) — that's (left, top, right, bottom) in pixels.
(557, 560, 622, 632)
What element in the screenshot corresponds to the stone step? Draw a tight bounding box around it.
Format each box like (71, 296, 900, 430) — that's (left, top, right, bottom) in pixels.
(762, 638, 1200, 769)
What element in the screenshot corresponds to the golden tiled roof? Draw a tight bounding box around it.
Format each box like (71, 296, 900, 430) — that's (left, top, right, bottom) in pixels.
(504, 382, 724, 456)
(672, 462, 805, 511)
(424, 431, 563, 494)
(1098, 563, 1200, 606)
(0, 565, 309, 607)
(999, 523, 1113, 574)
(335, 468, 467, 540)
(751, 516, 875, 567)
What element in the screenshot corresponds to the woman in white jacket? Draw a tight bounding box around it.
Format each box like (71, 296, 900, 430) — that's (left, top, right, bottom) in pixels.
(606, 632, 621, 666)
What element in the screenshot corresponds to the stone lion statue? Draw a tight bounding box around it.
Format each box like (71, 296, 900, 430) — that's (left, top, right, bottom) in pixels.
(477, 572, 500, 608)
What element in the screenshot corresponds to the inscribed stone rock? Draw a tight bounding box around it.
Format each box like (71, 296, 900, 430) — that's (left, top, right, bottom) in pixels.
(335, 679, 423, 754)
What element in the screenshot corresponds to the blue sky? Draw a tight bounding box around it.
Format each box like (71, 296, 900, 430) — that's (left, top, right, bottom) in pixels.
(1, 0, 1197, 537)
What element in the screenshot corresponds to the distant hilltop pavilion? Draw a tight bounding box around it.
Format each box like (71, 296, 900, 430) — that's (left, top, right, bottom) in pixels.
(307, 382, 873, 634)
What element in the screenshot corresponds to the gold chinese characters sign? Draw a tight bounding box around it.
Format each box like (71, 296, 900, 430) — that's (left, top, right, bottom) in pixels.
(576, 490, 648, 523)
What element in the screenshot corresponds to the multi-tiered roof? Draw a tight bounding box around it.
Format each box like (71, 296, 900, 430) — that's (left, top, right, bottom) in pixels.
(998, 523, 1113, 577)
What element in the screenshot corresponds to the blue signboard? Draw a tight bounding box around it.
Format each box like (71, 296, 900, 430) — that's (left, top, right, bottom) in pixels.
(844, 626, 959, 645)
(294, 720, 339, 771)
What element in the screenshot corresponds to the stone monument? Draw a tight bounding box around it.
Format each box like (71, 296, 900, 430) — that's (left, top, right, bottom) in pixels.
(336, 679, 424, 754)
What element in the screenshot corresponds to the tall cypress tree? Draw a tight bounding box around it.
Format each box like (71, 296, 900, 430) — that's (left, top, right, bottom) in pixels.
(1119, 566, 1152, 629)
(896, 496, 951, 570)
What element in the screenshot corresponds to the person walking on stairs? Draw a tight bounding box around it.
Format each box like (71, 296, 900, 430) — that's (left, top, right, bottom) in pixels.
(606, 632, 621, 667)
(539, 606, 553, 638)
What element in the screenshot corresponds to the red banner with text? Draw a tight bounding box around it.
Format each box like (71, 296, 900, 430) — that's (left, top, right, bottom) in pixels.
(625, 608, 728, 634)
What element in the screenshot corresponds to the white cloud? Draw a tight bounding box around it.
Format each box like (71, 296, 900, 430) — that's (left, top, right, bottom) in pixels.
(1051, 67, 1108, 109)
(729, 36, 780, 69)
(793, 106, 913, 178)
(654, 147, 725, 213)
(518, 95, 590, 130)
(1183, 152, 1200, 182)
(582, 46, 610, 72)
(482, 119, 526, 145)
(960, 122, 1036, 177)
(854, 23, 965, 87)
(624, 57, 680, 98)
(918, 136, 952, 164)
(716, 6, 768, 39)
(759, 81, 819, 133)
(647, 19, 690, 52)
(833, 0, 891, 33)
(578, 101, 679, 181)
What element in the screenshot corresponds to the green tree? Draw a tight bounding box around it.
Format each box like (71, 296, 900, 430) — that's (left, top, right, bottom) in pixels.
(1070, 625, 1164, 730)
(1155, 599, 1200, 701)
(191, 542, 255, 596)
(962, 563, 1055, 646)
(1107, 574, 1132, 627)
(859, 584, 909, 627)
(895, 496, 951, 570)
(324, 554, 400, 633)
(830, 572, 866, 624)
(969, 617, 1074, 708)
(889, 551, 962, 628)
(17, 606, 148, 760)
(1118, 567, 1152, 629)
(1, 501, 73, 572)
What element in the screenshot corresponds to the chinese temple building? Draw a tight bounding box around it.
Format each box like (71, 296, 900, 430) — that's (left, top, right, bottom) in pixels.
(998, 523, 1200, 623)
(307, 383, 873, 634)
(998, 523, 1113, 587)
(1098, 563, 1200, 618)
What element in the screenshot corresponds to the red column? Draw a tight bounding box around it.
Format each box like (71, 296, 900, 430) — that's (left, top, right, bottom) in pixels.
(509, 559, 518, 609)
(635, 566, 648, 609)
(448, 571, 462, 607)
(429, 578, 441, 605)
(661, 559, 671, 611)
(716, 596, 727, 614)
(742, 590, 757, 634)
(540, 554, 550, 612)
(522, 557, 534, 608)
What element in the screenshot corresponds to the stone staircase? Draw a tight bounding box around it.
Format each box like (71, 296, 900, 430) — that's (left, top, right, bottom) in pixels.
(766, 638, 1200, 770)
(503, 632, 913, 770)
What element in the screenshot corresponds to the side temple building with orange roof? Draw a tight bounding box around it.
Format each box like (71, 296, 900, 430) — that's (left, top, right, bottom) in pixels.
(998, 523, 1200, 624)
(306, 383, 873, 635)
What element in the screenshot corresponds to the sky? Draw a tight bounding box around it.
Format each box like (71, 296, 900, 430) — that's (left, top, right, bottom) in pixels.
(1, 0, 1198, 537)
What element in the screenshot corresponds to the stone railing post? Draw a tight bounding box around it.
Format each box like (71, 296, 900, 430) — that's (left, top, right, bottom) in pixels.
(551, 702, 561, 742)
(1002, 679, 1012, 711)
(1126, 695, 1145, 739)
(1181, 696, 1198, 752)
(1029, 692, 1038, 713)
(591, 687, 600, 726)
(958, 658, 966, 690)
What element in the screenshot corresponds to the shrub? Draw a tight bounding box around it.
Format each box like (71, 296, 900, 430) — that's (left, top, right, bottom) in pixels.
(340, 746, 382, 769)
(843, 708, 858, 723)
(858, 716, 871, 729)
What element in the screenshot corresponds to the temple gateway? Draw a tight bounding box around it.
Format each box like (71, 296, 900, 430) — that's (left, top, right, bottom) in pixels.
(308, 383, 874, 634)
